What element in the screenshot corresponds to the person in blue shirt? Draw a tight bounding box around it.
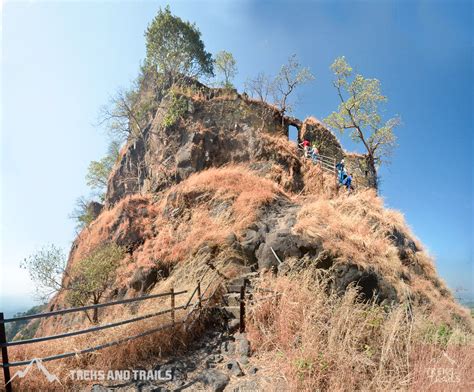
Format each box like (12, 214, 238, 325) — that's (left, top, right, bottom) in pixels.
(335, 159, 345, 183)
(343, 172, 352, 191)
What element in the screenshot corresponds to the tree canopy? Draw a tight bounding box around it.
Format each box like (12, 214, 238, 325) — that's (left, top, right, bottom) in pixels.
(97, 85, 152, 143)
(273, 54, 314, 117)
(245, 55, 314, 119)
(145, 6, 213, 82)
(66, 243, 125, 323)
(215, 50, 237, 88)
(21, 244, 67, 301)
(324, 57, 399, 173)
(86, 139, 121, 198)
(22, 243, 124, 323)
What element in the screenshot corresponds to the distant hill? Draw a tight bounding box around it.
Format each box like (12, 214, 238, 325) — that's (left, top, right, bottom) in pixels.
(5, 304, 46, 341)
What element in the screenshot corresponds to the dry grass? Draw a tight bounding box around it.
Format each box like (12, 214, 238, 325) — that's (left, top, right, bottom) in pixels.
(247, 271, 474, 391)
(70, 194, 158, 268)
(56, 166, 282, 298)
(2, 166, 284, 390)
(292, 189, 473, 329)
(3, 274, 221, 392)
(174, 165, 280, 229)
(139, 165, 282, 266)
(299, 158, 339, 198)
(295, 189, 402, 273)
(295, 190, 435, 284)
(261, 134, 299, 161)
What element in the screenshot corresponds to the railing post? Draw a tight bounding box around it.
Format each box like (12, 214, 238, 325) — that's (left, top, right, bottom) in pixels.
(170, 288, 175, 326)
(239, 284, 246, 333)
(197, 281, 202, 309)
(0, 313, 12, 392)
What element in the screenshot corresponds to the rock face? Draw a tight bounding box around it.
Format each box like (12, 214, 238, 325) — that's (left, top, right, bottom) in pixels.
(36, 76, 469, 339)
(105, 80, 376, 207)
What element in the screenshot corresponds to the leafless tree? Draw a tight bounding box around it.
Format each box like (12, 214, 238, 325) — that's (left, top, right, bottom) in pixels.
(245, 55, 314, 124)
(272, 54, 315, 119)
(244, 72, 274, 103)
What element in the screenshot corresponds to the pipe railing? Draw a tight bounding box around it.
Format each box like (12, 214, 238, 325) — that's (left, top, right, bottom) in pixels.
(0, 279, 215, 392)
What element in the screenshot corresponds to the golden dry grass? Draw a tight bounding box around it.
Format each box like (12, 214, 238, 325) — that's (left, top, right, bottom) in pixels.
(3, 272, 222, 392)
(138, 165, 282, 266)
(295, 190, 434, 284)
(7, 145, 471, 391)
(247, 271, 474, 391)
(3, 166, 284, 390)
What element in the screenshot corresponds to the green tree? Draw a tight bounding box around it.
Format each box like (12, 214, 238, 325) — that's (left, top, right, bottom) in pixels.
(66, 243, 125, 323)
(70, 196, 96, 232)
(21, 244, 68, 301)
(145, 6, 213, 83)
(324, 57, 400, 182)
(215, 50, 237, 88)
(22, 243, 124, 323)
(86, 139, 121, 197)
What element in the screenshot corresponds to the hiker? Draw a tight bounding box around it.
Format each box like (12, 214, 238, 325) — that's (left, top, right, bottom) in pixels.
(339, 170, 347, 184)
(311, 144, 319, 163)
(299, 140, 311, 158)
(336, 159, 345, 172)
(342, 172, 353, 191)
(336, 159, 346, 184)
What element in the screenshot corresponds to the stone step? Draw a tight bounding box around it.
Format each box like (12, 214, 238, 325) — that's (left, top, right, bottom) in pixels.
(237, 266, 254, 275)
(226, 284, 244, 293)
(228, 277, 247, 287)
(222, 306, 240, 319)
(223, 293, 241, 306)
(227, 270, 258, 284)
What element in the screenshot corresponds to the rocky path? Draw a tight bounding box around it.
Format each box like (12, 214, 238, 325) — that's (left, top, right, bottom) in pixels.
(90, 274, 281, 392)
(91, 329, 262, 392)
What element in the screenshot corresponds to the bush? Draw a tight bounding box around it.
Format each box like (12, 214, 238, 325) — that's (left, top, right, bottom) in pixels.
(66, 243, 125, 323)
(162, 93, 188, 127)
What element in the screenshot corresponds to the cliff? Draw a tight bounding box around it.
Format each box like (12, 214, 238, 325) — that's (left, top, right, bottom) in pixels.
(10, 74, 471, 392)
(105, 81, 376, 207)
(34, 77, 469, 335)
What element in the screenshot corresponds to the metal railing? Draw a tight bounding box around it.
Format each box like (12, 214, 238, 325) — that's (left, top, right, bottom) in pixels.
(0, 279, 214, 392)
(298, 146, 337, 174)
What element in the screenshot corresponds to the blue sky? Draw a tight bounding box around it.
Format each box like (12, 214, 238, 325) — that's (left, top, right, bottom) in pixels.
(1, 0, 472, 314)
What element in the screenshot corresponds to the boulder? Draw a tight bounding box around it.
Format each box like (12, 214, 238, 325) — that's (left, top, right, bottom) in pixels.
(226, 360, 244, 377)
(199, 369, 230, 392)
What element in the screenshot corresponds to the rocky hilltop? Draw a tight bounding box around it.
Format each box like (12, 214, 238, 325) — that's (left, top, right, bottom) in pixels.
(16, 73, 470, 392)
(38, 76, 468, 332)
(105, 79, 376, 207)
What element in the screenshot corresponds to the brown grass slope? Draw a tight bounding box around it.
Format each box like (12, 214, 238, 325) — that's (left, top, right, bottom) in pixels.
(7, 88, 472, 390)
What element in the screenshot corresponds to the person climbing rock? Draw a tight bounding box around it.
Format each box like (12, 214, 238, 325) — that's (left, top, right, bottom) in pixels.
(339, 170, 347, 185)
(343, 172, 352, 191)
(336, 159, 346, 183)
(299, 140, 310, 158)
(336, 159, 345, 172)
(311, 144, 319, 164)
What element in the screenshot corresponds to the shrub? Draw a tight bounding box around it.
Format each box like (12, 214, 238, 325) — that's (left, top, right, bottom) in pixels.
(66, 243, 125, 323)
(162, 92, 188, 127)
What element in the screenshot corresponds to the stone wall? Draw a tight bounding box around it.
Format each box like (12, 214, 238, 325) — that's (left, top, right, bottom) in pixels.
(344, 153, 377, 189)
(298, 117, 377, 190)
(105, 81, 378, 207)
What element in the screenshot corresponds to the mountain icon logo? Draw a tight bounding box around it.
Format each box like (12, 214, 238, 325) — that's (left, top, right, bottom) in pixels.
(7, 358, 61, 385)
